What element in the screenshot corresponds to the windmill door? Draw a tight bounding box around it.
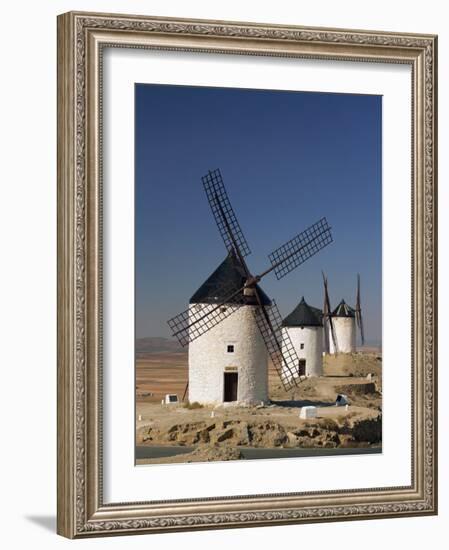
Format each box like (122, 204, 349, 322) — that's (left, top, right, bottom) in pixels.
(224, 372, 238, 402)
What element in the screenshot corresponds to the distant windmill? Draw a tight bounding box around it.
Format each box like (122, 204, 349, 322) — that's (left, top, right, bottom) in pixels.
(167, 169, 333, 404)
(323, 273, 365, 354)
(281, 296, 324, 378)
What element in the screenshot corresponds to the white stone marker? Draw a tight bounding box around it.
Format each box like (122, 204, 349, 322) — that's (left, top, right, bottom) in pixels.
(299, 406, 317, 419)
(165, 394, 179, 405)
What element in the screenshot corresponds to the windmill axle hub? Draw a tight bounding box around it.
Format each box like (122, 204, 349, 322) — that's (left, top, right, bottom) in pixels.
(243, 286, 256, 297)
(244, 275, 261, 289)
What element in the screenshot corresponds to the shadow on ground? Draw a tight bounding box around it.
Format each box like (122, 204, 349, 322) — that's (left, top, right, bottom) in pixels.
(25, 515, 56, 533)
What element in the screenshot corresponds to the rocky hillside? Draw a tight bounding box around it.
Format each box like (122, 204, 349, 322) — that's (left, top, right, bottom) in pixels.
(138, 411, 381, 449)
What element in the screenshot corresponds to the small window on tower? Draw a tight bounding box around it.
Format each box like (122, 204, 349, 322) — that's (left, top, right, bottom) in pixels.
(227, 345, 234, 353)
(300, 343, 304, 350)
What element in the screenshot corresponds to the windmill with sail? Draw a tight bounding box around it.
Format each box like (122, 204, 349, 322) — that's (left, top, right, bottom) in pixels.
(322, 272, 365, 355)
(167, 169, 333, 404)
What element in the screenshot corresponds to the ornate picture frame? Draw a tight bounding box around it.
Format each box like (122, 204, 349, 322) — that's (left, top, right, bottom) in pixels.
(57, 11, 437, 538)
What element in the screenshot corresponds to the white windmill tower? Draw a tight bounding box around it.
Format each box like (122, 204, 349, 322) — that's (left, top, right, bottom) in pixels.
(323, 273, 365, 354)
(281, 297, 323, 378)
(167, 169, 333, 405)
(187, 251, 271, 405)
(329, 300, 356, 353)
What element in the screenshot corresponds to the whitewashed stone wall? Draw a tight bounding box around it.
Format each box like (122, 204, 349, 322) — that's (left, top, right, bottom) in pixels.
(328, 317, 356, 354)
(281, 326, 323, 378)
(188, 304, 268, 405)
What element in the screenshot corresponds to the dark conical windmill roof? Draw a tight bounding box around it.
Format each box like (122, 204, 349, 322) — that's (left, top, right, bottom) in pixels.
(282, 297, 323, 327)
(189, 251, 271, 306)
(332, 299, 355, 318)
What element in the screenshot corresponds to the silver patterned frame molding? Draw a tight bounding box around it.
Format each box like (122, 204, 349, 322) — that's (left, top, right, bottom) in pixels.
(57, 11, 438, 538)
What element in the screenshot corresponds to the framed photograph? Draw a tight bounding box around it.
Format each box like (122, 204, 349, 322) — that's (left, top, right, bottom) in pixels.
(57, 11, 438, 538)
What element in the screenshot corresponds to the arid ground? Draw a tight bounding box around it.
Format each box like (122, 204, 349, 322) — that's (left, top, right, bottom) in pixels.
(135, 345, 382, 465)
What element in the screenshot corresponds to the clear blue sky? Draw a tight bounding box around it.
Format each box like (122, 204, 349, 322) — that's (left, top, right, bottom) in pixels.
(135, 84, 382, 345)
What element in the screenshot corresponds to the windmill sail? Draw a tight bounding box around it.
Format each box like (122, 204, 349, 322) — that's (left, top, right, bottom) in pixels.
(251, 297, 301, 391)
(355, 273, 365, 346)
(167, 281, 246, 347)
(322, 271, 338, 353)
(267, 218, 333, 280)
(202, 169, 251, 258)
(322, 275, 330, 353)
